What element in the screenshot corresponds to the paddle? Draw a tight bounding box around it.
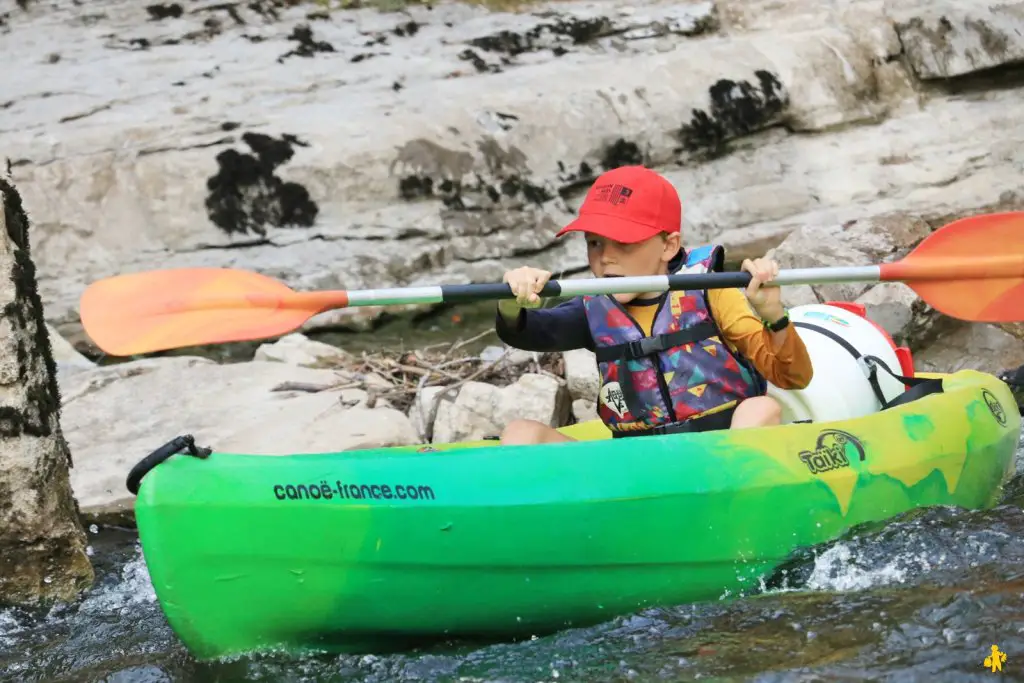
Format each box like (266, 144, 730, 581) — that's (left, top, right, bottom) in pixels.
(79, 211, 1024, 357)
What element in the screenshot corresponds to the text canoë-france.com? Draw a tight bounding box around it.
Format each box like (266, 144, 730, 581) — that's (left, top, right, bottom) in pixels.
(272, 480, 436, 502)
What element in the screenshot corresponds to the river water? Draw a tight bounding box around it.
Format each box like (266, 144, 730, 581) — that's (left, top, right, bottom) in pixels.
(2, 432, 1023, 682)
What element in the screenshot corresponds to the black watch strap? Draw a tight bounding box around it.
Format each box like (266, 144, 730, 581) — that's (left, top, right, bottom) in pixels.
(766, 314, 790, 332)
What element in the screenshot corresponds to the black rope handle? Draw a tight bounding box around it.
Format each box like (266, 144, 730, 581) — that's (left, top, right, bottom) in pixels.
(998, 366, 1024, 417)
(126, 435, 212, 495)
(999, 365, 1024, 389)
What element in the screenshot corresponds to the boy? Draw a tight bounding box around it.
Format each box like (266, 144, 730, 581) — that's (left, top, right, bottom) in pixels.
(495, 165, 813, 445)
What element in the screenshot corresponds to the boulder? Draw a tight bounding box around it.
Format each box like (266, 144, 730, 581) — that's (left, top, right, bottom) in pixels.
(60, 356, 419, 523)
(46, 323, 94, 369)
(996, 322, 1024, 345)
(6, 0, 978, 341)
(572, 398, 599, 423)
(914, 323, 1024, 376)
(409, 385, 446, 443)
(853, 282, 952, 351)
(253, 333, 353, 368)
(563, 348, 600, 402)
(775, 212, 931, 304)
(886, 0, 1024, 80)
(432, 373, 570, 443)
(478, 344, 536, 368)
(772, 212, 958, 349)
(0, 177, 93, 606)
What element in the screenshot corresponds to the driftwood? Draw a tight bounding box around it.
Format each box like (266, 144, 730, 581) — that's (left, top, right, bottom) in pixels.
(268, 330, 566, 425)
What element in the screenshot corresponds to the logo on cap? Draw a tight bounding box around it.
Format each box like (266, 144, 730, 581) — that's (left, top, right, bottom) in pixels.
(592, 184, 633, 206)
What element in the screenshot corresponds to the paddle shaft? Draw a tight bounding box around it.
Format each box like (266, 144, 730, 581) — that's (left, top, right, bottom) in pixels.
(346, 255, 1021, 308)
(142, 257, 1014, 314)
(336, 266, 886, 309)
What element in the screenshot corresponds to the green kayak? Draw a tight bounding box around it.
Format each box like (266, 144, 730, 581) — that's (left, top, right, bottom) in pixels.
(129, 368, 1019, 661)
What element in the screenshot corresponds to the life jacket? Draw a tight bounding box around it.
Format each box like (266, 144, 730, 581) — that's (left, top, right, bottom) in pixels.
(582, 244, 767, 436)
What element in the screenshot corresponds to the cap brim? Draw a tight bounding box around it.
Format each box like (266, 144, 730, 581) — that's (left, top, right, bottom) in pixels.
(555, 214, 665, 244)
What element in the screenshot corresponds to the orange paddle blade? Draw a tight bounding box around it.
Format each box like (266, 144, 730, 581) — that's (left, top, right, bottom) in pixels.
(881, 212, 1024, 323)
(79, 268, 348, 356)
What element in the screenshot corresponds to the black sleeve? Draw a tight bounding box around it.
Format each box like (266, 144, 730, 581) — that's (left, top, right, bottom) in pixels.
(494, 297, 594, 352)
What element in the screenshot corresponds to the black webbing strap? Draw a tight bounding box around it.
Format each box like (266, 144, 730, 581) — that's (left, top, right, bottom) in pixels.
(792, 321, 942, 409)
(611, 406, 737, 438)
(594, 321, 718, 363)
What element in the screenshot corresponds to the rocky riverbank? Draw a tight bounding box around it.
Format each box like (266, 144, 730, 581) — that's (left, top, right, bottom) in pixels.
(3, 0, 1024, 350)
(6, 0, 1024, 583)
(54, 324, 601, 524)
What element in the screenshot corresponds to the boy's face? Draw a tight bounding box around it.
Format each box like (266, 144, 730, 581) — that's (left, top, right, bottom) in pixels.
(585, 231, 681, 303)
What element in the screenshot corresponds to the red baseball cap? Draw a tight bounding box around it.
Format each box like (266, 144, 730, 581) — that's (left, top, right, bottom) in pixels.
(555, 165, 681, 243)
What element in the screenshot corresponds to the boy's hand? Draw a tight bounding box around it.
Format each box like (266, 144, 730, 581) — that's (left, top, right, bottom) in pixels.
(502, 266, 552, 308)
(740, 254, 785, 323)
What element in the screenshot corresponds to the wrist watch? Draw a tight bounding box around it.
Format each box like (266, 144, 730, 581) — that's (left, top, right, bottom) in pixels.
(764, 310, 790, 332)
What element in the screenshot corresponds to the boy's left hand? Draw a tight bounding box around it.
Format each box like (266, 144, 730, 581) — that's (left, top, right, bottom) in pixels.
(740, 254, 785, 323)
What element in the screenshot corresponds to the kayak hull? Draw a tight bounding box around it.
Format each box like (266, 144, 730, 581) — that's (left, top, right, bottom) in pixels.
(134, 369, 1020, 660)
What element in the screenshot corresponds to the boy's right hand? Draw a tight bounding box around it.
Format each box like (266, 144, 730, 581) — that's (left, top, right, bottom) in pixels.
(502, 266, 552, 308)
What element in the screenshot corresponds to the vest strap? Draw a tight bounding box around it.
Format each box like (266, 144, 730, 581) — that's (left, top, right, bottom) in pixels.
(594, 321, 718, 364)
(611, 405, 736, 438)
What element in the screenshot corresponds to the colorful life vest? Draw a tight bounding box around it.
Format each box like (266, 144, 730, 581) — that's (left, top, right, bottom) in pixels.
(582, 244, 766, 436)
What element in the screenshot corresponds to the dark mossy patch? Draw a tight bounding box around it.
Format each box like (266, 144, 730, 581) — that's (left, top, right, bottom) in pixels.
(393, 137, 553, 209)
(205, 132, 319, 237)
(278, 23, 336, 62)
(601, 138, 645, 170)
(468, 16, 613, 58)
(145, 3, 183, 21)
(0, 177, 67, 464)
(676, 70, 787, 159)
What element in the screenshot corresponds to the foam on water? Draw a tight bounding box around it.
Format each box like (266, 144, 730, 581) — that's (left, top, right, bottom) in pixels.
(805, 543, 912, 591)
(77, 544, 156, 616)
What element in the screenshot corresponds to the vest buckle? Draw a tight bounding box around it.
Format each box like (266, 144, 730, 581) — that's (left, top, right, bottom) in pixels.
(626, 337, 664, 359)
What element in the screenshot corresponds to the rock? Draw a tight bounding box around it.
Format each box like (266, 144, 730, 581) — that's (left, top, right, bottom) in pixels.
(431, 382, 499, 444)
(854, 282, 952, 351)
(432, 373, 570, 443)
(5, 0, 976, 341)
(337, 387, 373, 409)
(409, 385, 446, 442)
(5, 0, 1024, 436)
(886, 0, 1024, 80)
(46, 323, 94, 369)
(563, 348, 600, 402)
(914, 323, 1024, 376)
(0, 177, 94, 606)
(60, 356, 419, 522)
(363, 372, 394, 390)
(774, 212, 932, 313)
(996, 322, 1024, 343)
(253, 333, 352, 368)
(478, 344, 535, 367)
(572, 398, 599, 423)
